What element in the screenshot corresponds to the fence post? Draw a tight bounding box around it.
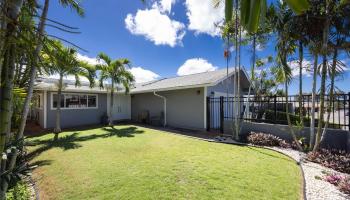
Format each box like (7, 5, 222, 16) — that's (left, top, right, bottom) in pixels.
(274, 95, 277, 124)
(220, 96, 224, 134)
(206, 97, 210, 131)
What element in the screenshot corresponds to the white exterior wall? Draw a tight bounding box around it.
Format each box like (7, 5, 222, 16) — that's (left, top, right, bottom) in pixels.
(107, 93, 131, 121)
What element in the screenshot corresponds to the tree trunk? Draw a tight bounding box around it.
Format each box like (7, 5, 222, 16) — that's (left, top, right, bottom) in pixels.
(309, 54, 318, 149)
(320, 42, 338, 144)
(54, 74, 63, 140)
(16, 0, 50, 142)
(298, 41, 304, 126)
(236, 24, 241, 138)
(313, 55, 327, 151)
(0, 44, 16, 153)
(0, 0, 24, 85)
(285, 81, 303, 151)
(244, 35, 256, 119)
(232, 0, 239, 140)
(313, 0, 330, 152)
(109, 81, 114, 126)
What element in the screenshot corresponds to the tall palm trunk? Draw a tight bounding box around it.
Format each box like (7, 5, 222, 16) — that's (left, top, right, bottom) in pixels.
(236, 22, 241, 138)
(245, 35, 256, 119)
(313, 7, 330, 151)
(313, 55, 327, 151)
(309, 54, 318, 149)
(109, 81, 114, 126)
(232, 0, 239, 140)
(298, 41, 304, 126)
(285, 81, 303, 151)
(16, 0, 50, 142)
(320, 42, 338, 144)
(54, 74, 63, 140)
(0, 0, 24, 154)
(0, 0, 24, 84)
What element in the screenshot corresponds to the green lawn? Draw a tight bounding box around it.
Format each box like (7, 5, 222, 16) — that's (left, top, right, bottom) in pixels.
(28, 125, 302, 200)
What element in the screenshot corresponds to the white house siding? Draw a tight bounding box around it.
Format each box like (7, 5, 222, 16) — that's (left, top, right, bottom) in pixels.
(131, 87, 205, 130)
(107, 93, 131, 121)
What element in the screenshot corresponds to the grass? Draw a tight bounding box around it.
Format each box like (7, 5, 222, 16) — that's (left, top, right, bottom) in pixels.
(27, 125, 302, 200)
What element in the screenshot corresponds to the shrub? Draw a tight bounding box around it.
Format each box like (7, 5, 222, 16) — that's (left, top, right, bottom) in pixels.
(307, 149, 350, 174)
(338, 177, 350, 195)
(324, 173, 344, 185)
(247, 132, 290, 148)
(264, 110, 341, 129)
(324, 174, 350, 195)
(6, 181, 30, 200)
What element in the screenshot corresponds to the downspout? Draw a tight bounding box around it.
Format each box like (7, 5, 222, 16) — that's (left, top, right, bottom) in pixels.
(153, 91, 167, 127)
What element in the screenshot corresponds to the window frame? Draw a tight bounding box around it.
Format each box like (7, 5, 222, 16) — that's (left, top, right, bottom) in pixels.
(50, 92, 98, 110)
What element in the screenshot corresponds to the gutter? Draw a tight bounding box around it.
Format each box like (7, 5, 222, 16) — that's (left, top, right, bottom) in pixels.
(153, 91, 167, 127)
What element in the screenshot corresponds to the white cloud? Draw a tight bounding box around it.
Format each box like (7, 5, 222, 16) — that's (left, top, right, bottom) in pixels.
(288, 60, 312, 77)
(125, 2, 185, 47)
(185, 0, 224, 36)
(177, 58, 218, 76)
(76, 53, 105, 65)
(129, 67, 160, 83)
(158, 0, 176, 13)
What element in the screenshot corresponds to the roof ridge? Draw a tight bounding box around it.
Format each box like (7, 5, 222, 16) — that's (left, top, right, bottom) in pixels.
(141, 78, 167, 86)
(158, 67, 234, 81)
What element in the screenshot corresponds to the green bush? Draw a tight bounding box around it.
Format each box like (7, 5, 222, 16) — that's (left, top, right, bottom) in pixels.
(6, 181, 30, 200)
(264, 110, 341, 129)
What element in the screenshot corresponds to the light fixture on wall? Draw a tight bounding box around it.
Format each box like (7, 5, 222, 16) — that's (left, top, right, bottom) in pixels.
(197, 90, 201, 95)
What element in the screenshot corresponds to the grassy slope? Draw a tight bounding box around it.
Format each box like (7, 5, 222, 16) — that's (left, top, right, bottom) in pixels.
(28, 125, 302, 200)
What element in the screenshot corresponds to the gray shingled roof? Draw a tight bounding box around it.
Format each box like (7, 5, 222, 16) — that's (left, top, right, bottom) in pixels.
(34, 78, 108, 93)
(35, 68, 248, 93)
(131, 68, 236, 93)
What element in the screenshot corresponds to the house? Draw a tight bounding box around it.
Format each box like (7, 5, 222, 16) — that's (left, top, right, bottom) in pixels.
(32, 68, 250, 131)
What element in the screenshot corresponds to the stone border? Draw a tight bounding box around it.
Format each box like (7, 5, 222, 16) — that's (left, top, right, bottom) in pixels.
(26, 175, 39, 200)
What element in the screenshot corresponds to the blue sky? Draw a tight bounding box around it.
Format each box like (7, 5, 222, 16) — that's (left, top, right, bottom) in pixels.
(45, 0, 349, 94)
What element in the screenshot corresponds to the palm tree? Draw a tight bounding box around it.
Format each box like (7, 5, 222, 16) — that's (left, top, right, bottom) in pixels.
(270, 3, 303, 151)
(319, 4, 350, 146)
(96, 53, 134, 126)
(313, 0, 331, 151)
(0, 0, 25, 163)
(215, 0, 309, 33)
(43, 40, 95, 140)
(16, 0, 84, 145)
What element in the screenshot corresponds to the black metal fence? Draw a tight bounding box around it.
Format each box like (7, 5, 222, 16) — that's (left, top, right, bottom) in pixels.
(207, 93, 350, 133)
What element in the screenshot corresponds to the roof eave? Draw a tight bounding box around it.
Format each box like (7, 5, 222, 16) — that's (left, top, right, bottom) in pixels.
(130, 83, 212, 94)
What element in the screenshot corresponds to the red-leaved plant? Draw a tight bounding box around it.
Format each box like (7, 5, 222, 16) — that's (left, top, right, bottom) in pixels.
(324, 174, 350, 195)
(307, 149, 350, 174)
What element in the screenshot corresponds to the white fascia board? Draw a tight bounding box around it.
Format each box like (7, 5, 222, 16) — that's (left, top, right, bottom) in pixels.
(129, 83, 212, 94)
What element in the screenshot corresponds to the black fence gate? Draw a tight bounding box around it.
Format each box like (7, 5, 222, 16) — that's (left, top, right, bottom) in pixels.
(207, 93, 350, 133)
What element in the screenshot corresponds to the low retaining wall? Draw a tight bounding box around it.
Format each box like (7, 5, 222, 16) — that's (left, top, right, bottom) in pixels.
(223, 120, 350, 152)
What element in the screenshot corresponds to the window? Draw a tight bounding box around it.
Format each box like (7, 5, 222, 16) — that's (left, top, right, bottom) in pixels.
(88, 95, 97, 108)
(52, 93, 98, 109)
(53, 94, 64, 108)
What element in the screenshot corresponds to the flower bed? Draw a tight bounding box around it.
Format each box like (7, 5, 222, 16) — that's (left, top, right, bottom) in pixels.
(324, 173, 350, 195)
(307, 149, 350, 174)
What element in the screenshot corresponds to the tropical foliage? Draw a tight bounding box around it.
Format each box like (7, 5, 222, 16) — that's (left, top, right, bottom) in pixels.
(96, 53, 135, 126)
(220, 0, 350, 153)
